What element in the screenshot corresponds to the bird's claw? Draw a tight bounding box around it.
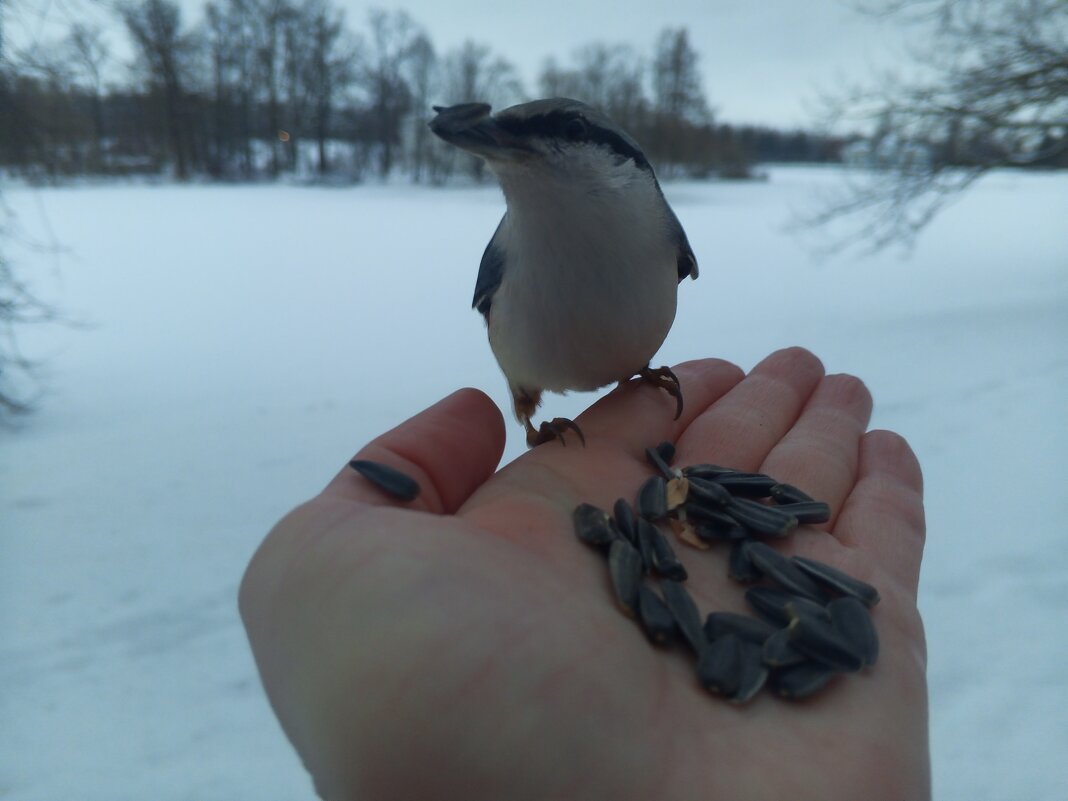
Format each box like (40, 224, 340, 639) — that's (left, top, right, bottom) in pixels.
(526, 417, 587, 448)
(638, 365, 684, 420)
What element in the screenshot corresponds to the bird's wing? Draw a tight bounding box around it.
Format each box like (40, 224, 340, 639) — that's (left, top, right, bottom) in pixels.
(473, 215, 507, 317)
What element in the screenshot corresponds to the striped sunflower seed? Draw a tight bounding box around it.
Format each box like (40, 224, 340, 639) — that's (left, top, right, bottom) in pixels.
(762, 627, 807, 667)
(769, 482, 814, 504)
(828, 597, 879, 667)
(725, 498, 799, 538)
(728, 539, 762, 582)
(712, 472, 777, 498)
(746, 586, 829, 626)
(682, 463, 736, 480)
(637, 475, 668, 520)
(347, 459, 421, 501)
(686, 476, 732, 507)
(661, 579, 706, 653)
(649, 523, 688, 581)
(635, 517, 658, 573)
(572, 503, 617, 548)
(745, 542, 828, 602)
(773, 501, 831, 524)
(637, 585, 677, 645)
(787, 613, 864, 673)
(608, 539, 643, 617)
(769, 661, 838, 700)
(697, 633, 741, 696)
(792, 556, 881, 607)
(704, 611, 776, 644)
(731, 640, 770, 704)
(687, 505, 747, 540)
(612, 498, 639, 546)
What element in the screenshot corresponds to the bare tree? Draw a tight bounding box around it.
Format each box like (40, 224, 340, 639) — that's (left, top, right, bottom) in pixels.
(361, 8, 422, 177)
(812, 0, 1068, 251)
(403, 32, 437, 182)
(64, 23, 109, 171)
(652, 28, 709, 124)
(121, 0, 196, 179)
(298, 0, 357, 175)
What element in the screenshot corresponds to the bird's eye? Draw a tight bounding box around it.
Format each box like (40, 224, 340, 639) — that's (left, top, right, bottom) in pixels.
(565, 118, 588, 140)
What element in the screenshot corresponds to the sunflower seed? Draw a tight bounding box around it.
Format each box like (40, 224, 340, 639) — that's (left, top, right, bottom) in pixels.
(697, 633, 741, 696)
(694, 509, 749, 542)
(646, 444, 676, 479)
(746, 586, 830, 626)
(769, 482, 814, 504)
(828, 597, 879, 667)
(773, 501, 831, 524)
(745, 542, 828, 602)
(637, 475, 668, 520)
(713, 472, 777, 497)
(683, 463, 736, 480)
(787, 613, 864, 673)
(572, 503, 617, 548)
(762, 627, 807, 667)
(635, 517, 658, 572)
(655, 440, 676, 464)
(347, 459, 421, 501)
(686, 476, 732, 507)
(792, 556, 881, 607)
(704, 611, 776, 644)
(665, 476, 690, 510)
(612, 498, 639, 546)
(661, 579, 706, 653)
(608, 539, 642, 617)
(728, 539, 762, 582)
(637, 585, 677, 645)
(769, 661, 838, 700)
(725, 498, 799, 538)
(648, 524, 688, 581)
(731, 640, 769, 704)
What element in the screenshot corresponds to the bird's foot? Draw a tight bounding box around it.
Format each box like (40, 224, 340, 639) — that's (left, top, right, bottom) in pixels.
(638, 365, 684, 420)
(525, 417, 587, 448)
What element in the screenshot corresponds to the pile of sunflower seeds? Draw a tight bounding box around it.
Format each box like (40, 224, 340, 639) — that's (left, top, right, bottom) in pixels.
(573, 441, 880, 702)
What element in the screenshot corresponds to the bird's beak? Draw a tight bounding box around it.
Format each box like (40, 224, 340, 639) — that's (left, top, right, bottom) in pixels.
(429, 103, 531, 162)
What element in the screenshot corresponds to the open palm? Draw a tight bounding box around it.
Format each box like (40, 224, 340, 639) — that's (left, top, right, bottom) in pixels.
(240, 348, 929, 801)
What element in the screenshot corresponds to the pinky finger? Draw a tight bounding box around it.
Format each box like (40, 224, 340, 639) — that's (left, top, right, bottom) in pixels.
(832, 430, 926, 599)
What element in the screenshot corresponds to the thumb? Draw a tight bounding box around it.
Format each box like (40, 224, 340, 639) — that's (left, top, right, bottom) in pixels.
(322, 387, 506, 514)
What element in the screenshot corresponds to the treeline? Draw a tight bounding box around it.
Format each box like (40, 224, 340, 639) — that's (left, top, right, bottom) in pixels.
(0, 0, 848, 182)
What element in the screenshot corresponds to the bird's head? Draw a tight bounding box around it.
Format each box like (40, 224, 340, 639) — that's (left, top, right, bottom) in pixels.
(429, 98, 655, 192)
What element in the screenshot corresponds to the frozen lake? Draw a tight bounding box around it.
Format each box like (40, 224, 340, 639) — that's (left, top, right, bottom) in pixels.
(2, 167, 1067, 799)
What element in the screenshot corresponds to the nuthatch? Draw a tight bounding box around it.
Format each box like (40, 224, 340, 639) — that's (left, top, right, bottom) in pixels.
(429, 98, 699, 447)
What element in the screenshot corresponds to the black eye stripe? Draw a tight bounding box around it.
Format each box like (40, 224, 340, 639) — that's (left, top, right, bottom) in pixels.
(496, 111, 651, 172)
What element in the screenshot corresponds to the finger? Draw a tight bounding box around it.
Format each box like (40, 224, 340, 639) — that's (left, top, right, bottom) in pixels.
(323, 388, 506, 515)
(676, 347, 826, 470)
(572, 358, 745, 455)
(832, 430, 926, 597)
(758, 373, 873, 526)
(457, 359, 743, 529)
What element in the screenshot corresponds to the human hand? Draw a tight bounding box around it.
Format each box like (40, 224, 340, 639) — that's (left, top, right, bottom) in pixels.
(239, 347, 929, 801)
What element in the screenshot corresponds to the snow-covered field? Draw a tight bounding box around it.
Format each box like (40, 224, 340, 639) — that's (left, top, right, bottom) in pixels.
(2, 167, 1066, 800)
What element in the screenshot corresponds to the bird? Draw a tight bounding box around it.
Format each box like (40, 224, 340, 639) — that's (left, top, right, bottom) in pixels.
(429, 98, 699, 447)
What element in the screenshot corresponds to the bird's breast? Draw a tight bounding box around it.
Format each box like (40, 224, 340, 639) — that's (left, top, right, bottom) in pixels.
(487, 191, 679, 393)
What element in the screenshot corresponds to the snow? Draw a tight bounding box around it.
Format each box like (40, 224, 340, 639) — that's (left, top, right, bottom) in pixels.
(2, 167, 1067, 800)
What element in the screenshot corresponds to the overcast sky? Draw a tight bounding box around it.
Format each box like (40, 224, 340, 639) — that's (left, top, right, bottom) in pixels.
(5, 0, 919, 128)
